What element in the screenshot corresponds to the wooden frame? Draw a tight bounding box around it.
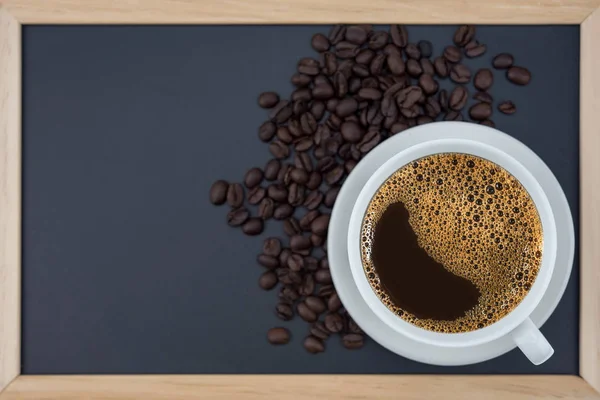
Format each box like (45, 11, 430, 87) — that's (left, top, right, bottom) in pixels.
(0, 0, 599, 398)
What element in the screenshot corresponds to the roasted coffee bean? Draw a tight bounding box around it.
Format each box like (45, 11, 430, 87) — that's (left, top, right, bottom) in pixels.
(345, 159, 357, 173)
(269, 140, 290, 159)
(328, 293, 342, 312)
(278, 164, 293, 184)
(396, 86, 422, 109)
(263, 237, 282, 257)
(316, 156, 335, 173)
(275, 127, 293, 144)
(480, 119, 495, 127)
(434, 56, 449, 78)
(345, 25, 368, 45)
(419, 58, 434, 77)
(449, 86, 468, 111)
(342, 333, 365, 349)
(306, 172, 322, 190)
(328, 25, 346, 45)
(264, 159, 280, 181)
(287, 253, 304, 271)
(278, 249, 292, 268)
(406, 59, 423, 77)
(270, 100, 293, 123)
(418, 40, 433, 58)
(290, 235, 311, 251)
(268, 184, 288, 202)
(278, 285, 297, 301)
(311, 33, 330, 52)
(276, 302, 294, 321)
(381, 96, 398, 118)
(300, 210, 320, 231)
(315, 268, 332, 284)
(273, 204, 294, 220)
(390, 24, 408, 47)
(417, 115, 433, 125)
(288, 168, 308, 185)
(297, 302, 318, 322)
(324, 313, 344, 333)
(474, 68, 493, 91)
(355, 48, 375, 65)
(318, 284, 335, 298)
(297, 57, 320, 76)
(294, 153, 313, 173)
(310, 322, 330, 340)
(267, 327, 290, 344)
(347, 317, 363, 334)
(257, 253, 279, 269)
(324, 187, 340, 208)
(387, 53, 405, 75)
(357, 130, 381, 153)
(305, 296, 327, 314)
(348, 77, 362, 94)
(450, 64, 471, 83)
(283, 218, 302, 236)
(312, 83, 335, 100)
(247, 186, 266, 205)
(258, 92, 280, 109)
(465, 40, 487, 58)
(305, 256, 319, 271)
(335, 41, 359, 59)
(294, 136, 313, 152)
(304, 191, 323, 210)
(303, 336, 325, 354)
(278, 268, 302, 285)
(259, 271, 278, 290)
(498, 101, 517, 114)
(369, 31, 389, 50)
(227, 207, 249, 227)
(333, 72, 348, 98)
(226, 183, 244, 208)
(473, 91, 493, 104)
(507, 66, 531, 85)
(418, 74, 438, 95)
(340, 121, 365, 143)
(492, 53, 514, 69)
(325, 165, 345, 185)
(443, 45, 462, 63)
(358, 87, 382, 101)
(404, 43, 420, 59)
(311, 233, 325, 247)
(469, 102, 493, 121)
(400, 104, 420, 118)
(242, 218, 263, 236)
(258, 198, 274, 220)
(425, 97, 441, 118)
(209, 180, 229, 205)
(444, 110, 464, 121)
(258, 121, 276, 142)
(390, 122, 409, 134)
(291, 73, 312, 87)
(438, 89, 449, 111)
(454, 25, 475, 47)
(299, 274, 315, 296)
(291, 89, 311, 103)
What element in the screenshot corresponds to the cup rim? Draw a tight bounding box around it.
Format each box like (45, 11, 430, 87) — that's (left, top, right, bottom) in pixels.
(347, 122, 557, 348)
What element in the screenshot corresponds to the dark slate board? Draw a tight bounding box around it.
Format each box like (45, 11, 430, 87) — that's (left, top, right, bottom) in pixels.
(21, 25, 579, 374)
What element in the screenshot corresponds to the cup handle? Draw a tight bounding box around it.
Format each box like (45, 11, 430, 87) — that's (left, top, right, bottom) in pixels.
(510, 317, 554, 365)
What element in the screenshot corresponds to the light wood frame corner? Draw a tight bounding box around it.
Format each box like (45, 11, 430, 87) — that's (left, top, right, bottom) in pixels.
(1, 1, 600, 398)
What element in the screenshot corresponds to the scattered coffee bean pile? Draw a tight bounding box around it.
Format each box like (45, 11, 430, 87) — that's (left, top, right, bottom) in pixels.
(209, 24, 531, 354)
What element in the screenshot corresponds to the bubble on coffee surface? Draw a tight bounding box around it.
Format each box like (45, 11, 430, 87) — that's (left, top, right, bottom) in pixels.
(360, 153, 543, 333)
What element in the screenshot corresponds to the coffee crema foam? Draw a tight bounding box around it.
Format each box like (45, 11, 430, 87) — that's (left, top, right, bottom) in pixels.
(360, 153, 543, 333)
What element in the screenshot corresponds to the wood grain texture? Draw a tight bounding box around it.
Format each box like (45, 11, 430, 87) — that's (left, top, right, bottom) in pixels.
(0, 375, 598, 400)
(0, 6, 21, 395)
(0, 0, 599, 24)
(580, 5, 600, 394)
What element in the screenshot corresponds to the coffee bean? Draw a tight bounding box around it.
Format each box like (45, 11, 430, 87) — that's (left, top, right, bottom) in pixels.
(283, 218, 302, 237)
(417, 115, 433, 125)
(310, 101, 326, 121)
(311, 33, 330, 52)
(269, 140, 289, 159)
(418, 40, 433, 57)
(276, 302, 294, 321)
(469, 102, 493, 121)
(310, 322, 330, 340)
(278, 249, 291, 267)
(340, 121, 365, 143)
(209, 180, 229, 205)
(318, 284, 335, 298)
(347, 316, 363, 334)
(290, 235, 311, 251)
(287, 253, 304, 271)
(450, 64, 471, 84)
(317, 156, 335, 173)
(358, 87, 382, 101)
(345, 25, 368, 45)
(443, 45, 462, 63)
(405, 59, 423, 78)
(297, 302, 318, 322)
(418, 74, 438, 95)
(366, 31, 387, 50)
(294, 137, 313, 152)
(474, 68, 493, 91)
(434, 56, 449, 78)
(342, 333, 364, 349)
(263, 237, 282, 257)
(303, 336, 325, 354)
(449, 86, 468, 111)
(297, 57, 320, 76)
(444, 110, 464, 121)
(305, 296, 326, 314)
(270, 100, 293, 124)
(312, 83, 335, 100)
(267, 327, 290, 344)
(227, 207, 249, 227)
(258, 121, 276, 142)
(480, 119, 496, 127)
(335, 41, 359, 59)
(325, 165, 344, 185)
(304, 191, 323, 210)
(294, 153, 313, 173)
(355, 48, 375, 65)
(264, 159, 281, 181)
(424, 97, 441, 118)
(328, 293, 342, 312)
(404, 43, 420, 60)
(298, 274, 315, 297)
(278, 164, 292, 184)
(291, 73, 312, 87)
(300, 210, 320, 231)
(492, 53, 514, 69)
(257, 253, 279, 269)
(348, 77, 362, 94)
(306, 172, 322, 190)
(507, 66, 531, 85)
(465, 40, 486, 58)
(278, 268, 302, 285)
(390, 24, 408, 47)
(357, 130, 381, 153)
(437, 89, 449, 111)
(247, 186, 266, 205)
(226, 183, 244, 208)
(381, 95, 399, 118)
(315, 268, 332, 284)
(273, 204, 294, 220)
(324, 313, 344, 333)
(453, 25, 475, 47)
(258, 92, 279, 109)
(291, 89, 311, 104)
(498, 101, 517, 114)
(268, 184, 288, 202)
(473, 91, 493, 104)
(328, 25, 346, 45)
(387, 53, 405, 75)
(259, 270, 278, 290)
(258, 198, 274, 220)
(396, 86, 422, 109)
(242, 218, 263, 236)
(311, 233, 325, 247)
(390, 122, 409, 134)
(324, 187, 340, 208)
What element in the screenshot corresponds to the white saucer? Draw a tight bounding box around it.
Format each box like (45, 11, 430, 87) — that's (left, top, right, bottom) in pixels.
(328, 122, 575, 366)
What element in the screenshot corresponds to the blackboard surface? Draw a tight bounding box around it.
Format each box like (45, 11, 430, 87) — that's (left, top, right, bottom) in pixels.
(22, 25, 579, 374)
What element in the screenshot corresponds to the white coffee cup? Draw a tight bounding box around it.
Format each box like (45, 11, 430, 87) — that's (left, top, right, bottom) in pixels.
(346, 122, 557, 365)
